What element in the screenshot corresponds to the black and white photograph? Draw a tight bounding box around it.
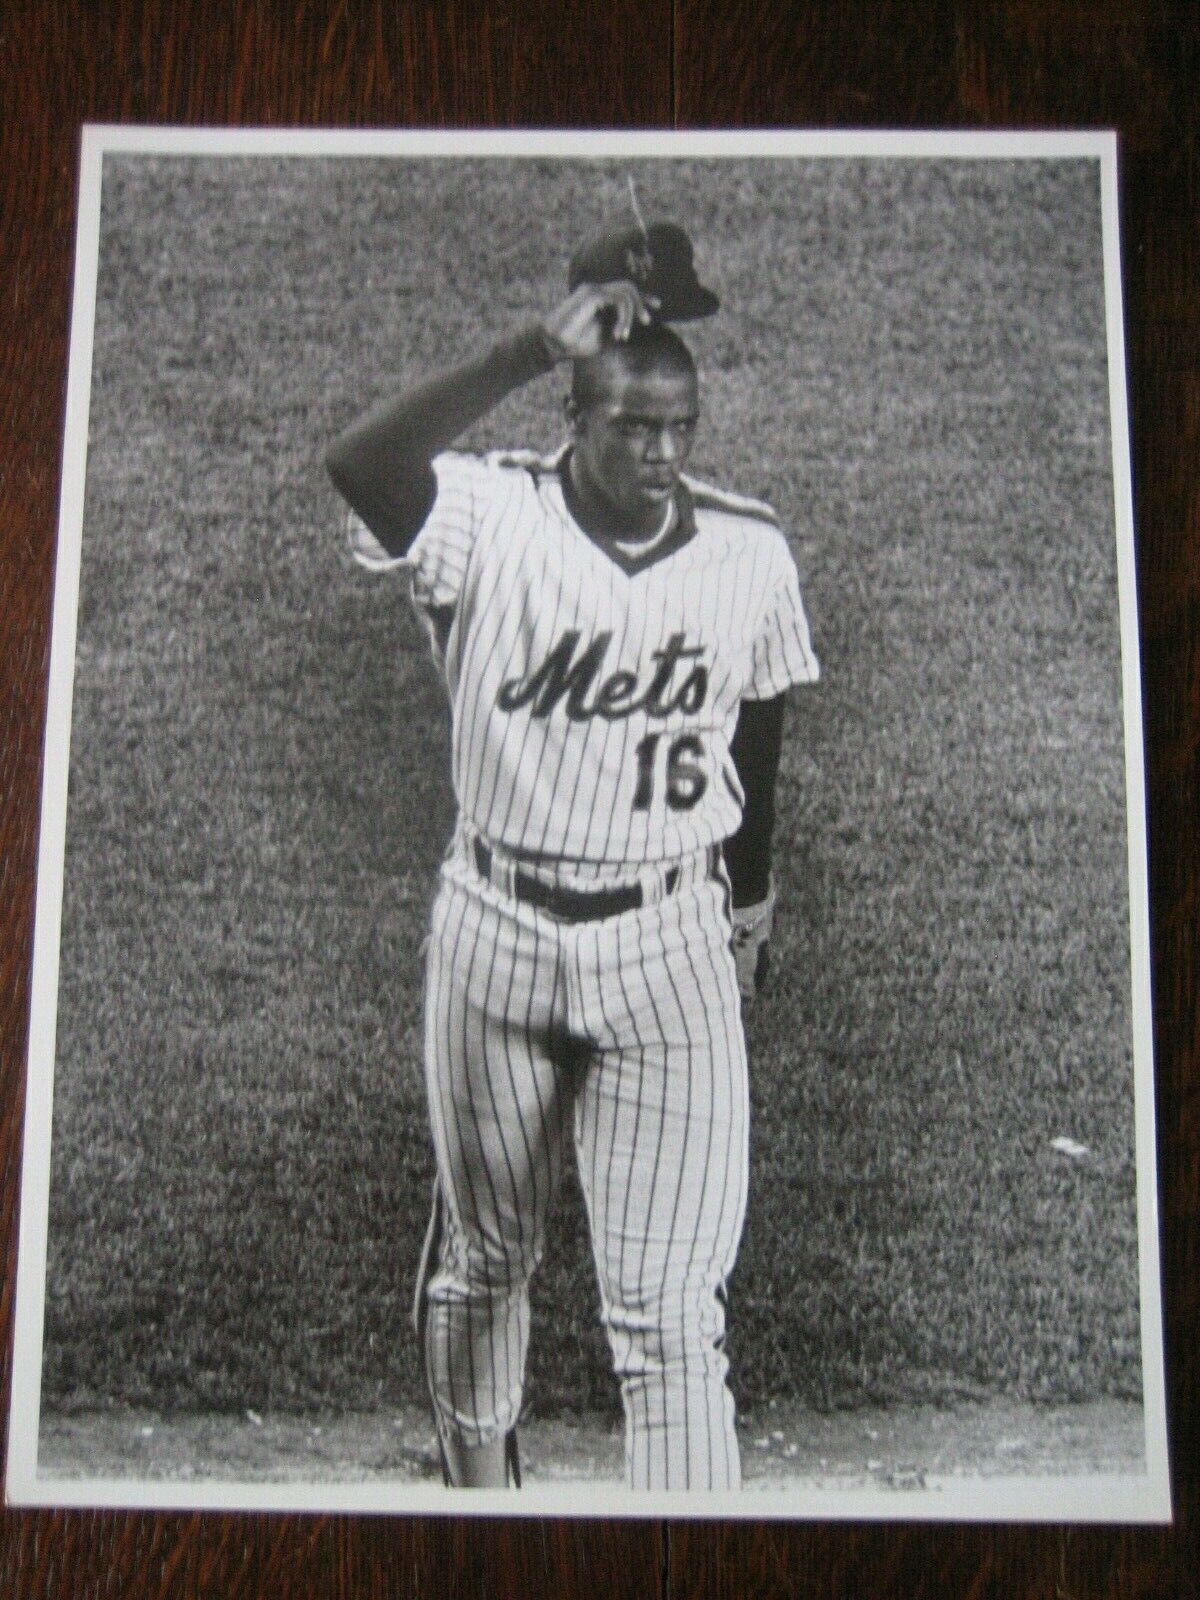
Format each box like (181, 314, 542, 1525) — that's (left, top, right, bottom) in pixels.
(7, 127, 1169, 1519)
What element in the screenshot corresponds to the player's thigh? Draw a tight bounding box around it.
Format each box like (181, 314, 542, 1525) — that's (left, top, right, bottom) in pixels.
(578, 885, 749, 1302)
(425, 875, 569, 1267)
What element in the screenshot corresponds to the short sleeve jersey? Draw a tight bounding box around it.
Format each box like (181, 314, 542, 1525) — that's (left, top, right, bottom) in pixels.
(348, 449, 819, 865)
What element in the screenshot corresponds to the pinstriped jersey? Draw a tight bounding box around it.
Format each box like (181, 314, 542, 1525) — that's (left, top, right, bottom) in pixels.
(349, 448, 818, 865)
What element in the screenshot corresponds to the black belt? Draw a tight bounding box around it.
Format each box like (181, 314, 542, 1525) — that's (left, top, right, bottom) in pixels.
(473, 838, 696, 923)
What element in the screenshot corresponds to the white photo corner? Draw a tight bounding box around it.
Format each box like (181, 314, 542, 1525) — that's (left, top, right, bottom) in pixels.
(7, 127, 1169, 1521)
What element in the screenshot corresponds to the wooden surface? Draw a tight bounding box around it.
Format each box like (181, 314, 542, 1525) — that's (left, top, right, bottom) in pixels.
(1, 3, 1195, 1594)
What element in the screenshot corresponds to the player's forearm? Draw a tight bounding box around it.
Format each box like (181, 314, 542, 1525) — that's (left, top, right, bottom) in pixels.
(325, 323, 555, 554)
(723, 694, 785, 907)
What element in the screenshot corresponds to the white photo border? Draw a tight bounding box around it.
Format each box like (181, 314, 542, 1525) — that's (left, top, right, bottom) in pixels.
(5, 124, 1170, 1522)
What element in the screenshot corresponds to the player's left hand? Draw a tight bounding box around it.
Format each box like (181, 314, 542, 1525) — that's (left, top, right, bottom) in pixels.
(539, 280, 659, 362)
(730, 885, 775, 1002)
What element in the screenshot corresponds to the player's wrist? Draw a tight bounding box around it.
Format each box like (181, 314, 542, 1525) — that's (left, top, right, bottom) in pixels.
(731, 878, 775, 930)
(500, 321, 560, 380)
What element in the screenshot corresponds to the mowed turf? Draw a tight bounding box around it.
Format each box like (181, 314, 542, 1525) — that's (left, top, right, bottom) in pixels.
(42, 154, 1140, 1419)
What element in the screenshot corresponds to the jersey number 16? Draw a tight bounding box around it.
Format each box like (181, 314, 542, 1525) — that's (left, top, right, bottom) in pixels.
(632, 732, 707, 813)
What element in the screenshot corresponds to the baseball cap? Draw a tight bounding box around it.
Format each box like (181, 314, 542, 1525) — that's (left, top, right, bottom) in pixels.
(568, 221, 720, 322)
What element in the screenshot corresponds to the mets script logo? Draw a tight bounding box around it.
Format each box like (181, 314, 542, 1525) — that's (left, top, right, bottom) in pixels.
(497, 630, 709, 722)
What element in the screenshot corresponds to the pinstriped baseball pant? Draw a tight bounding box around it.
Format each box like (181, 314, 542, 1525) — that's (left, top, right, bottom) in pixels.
(420, 834, 749, 1491)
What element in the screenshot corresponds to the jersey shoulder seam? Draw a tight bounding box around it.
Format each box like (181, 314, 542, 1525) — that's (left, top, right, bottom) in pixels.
(681, 473, 780, 528)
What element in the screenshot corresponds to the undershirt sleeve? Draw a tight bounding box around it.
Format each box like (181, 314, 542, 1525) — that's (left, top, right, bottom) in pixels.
(346, 450, 487, 616)
(722, 693, 785, 908)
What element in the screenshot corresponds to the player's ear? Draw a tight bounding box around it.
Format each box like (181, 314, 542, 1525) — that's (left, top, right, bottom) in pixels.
(564, 394, 582, 434)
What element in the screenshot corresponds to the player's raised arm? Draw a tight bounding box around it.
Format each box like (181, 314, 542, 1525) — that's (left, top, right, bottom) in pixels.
(325, 282, 655, 555)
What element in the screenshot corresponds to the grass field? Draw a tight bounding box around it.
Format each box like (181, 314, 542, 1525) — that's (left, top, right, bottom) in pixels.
(41, 153, 1140, 1427)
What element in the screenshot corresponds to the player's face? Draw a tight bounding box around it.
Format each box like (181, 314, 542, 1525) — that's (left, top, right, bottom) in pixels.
(571, 363, 700, 535)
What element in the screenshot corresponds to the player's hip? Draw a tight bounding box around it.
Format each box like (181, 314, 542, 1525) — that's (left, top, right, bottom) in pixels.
(439, 818, 733, 933)
(426, 821, 739, 1036)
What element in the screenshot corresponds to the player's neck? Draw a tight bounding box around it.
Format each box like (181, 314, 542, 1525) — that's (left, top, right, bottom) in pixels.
(611, 501, 674, 555)
(564, 450, 673, 543)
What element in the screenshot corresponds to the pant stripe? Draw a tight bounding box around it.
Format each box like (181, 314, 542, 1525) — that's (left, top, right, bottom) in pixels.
(629, 907, 674, 1488)
(612, 923, 658, 1480)
(585, 920, 651, 1477)
(608, 926, 646, 1460)
(456, 889, 497, 1430)
(427, 885, 473, 1433)
(674, 897, 726, 1487)
(477, 909, 524, 1414)
(704, 932, 742, 1491)
(485, 912, 529, 1264)
(654, 904, 698, 1488)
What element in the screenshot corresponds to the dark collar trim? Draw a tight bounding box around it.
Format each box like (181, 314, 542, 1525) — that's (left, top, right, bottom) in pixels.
(558, 455, 698, 577)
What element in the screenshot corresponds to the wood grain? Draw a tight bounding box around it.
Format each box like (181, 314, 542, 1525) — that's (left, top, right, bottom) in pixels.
(1, 2, 1195, 1595)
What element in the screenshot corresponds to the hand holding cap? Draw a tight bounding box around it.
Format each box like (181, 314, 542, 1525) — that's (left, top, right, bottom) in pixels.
(568, 221, 720, 323)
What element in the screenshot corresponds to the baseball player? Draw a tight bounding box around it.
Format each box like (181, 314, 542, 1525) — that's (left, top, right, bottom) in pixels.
(326, 220, 818, 1491)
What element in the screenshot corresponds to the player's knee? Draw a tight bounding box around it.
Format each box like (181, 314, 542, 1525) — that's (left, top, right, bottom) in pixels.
(432, 1234, 539, 1305)
(435, 1204, 541, 1293)
(471, 1234, 540, 1294)
(602, 1284, 728, 1382)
